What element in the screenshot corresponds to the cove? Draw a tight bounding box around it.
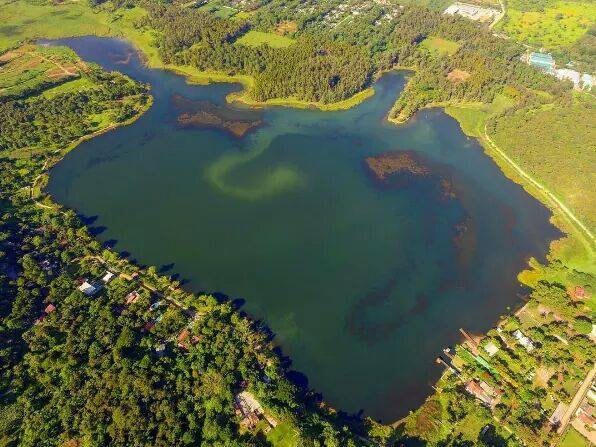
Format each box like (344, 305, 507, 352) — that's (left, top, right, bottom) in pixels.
(45, 36, 560, 422)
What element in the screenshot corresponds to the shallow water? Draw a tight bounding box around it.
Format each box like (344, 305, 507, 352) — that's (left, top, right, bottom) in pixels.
(45, 36, 559, 421)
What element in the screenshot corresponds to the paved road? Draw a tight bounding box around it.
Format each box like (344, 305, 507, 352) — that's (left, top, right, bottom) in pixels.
(557, 362, 596, 435)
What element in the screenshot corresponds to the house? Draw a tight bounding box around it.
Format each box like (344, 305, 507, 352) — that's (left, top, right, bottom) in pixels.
(177, 328, 200, 350)
(155, 343, 167, 357)
(78, 280, 99, 296)
(102, 271, 115, 283)
(234, 391, 277, 429)
(513, 330, 535, 352)
(35, 303, 57, 325)
(465, 380, 499, 408)
(484, 341, 499, 357)
(44, 303, 56, 314)
(549, 402, 567, 427)
(125, 290, 141, 305)
(528, 52, 555, 72)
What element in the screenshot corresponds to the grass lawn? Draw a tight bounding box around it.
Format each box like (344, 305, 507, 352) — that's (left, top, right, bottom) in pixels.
(420, 36, 460, 57)
(559, 427, 590, 447)
(266, 422, 300, 447)
(498, 1, 596, 48)
(235, 30, 295, 48)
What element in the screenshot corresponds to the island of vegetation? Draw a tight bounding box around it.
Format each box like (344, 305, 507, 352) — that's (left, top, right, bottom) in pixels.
(1, 0, 594, 445)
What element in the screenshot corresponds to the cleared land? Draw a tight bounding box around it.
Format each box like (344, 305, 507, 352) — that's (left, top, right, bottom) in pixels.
(498, 1, 596, 48)
(0, 44, 84, 98)
(560, 427, 591, 447)
(235, 30, 295, 48)
(420, 36, 460, 56)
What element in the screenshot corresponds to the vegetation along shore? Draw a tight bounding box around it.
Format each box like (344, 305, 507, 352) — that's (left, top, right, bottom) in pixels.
(1, 0, 594, 445)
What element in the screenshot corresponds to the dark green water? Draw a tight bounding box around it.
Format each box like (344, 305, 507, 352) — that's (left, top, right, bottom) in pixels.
(46, 37, 559, 421)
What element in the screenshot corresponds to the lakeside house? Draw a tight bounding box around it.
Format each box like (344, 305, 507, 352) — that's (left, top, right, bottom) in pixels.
(483, 341, 499, 357)
(513, 330, 535, 352)
(465, 380, 499, 408)
(234, 391, 278, 430)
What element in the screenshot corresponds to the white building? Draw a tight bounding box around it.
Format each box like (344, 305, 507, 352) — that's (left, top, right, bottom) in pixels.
(513, 330, 535, 352)
(78, 281, 99, 296)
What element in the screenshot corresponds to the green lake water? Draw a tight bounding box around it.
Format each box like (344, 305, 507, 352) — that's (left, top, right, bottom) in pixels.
(46, 37, 559, 421)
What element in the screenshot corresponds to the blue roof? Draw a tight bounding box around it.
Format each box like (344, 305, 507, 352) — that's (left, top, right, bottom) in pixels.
(530, 52, 554, 63)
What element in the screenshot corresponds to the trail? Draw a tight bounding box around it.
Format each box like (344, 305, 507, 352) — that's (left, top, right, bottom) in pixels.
(482, 122, 595, 255)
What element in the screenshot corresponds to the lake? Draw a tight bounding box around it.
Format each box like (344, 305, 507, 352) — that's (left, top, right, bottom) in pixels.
(45, 36, 559, 422)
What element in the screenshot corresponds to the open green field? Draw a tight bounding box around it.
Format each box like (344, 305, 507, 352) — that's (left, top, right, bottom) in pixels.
(196, 1, 238, 18)
(420, 36, 460, 57)
(559, 427, 590, 447)
(266, 422, 300, 447)
(235, 30, 295, 48)
(498, 1, 596, 48)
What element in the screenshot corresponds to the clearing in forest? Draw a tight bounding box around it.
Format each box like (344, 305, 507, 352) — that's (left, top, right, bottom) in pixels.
(235, 30, 295, 48)
(420, 36, 460, 56)
(275, 21, 298, 35)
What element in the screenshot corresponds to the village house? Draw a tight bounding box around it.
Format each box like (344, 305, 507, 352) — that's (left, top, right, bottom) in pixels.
(465, 380, 499, 408)
(77, 279, 100, 296)
(102, 270, 115, 283)
(513, 329, 535, 352)
(483, 341, 499, 357)
(125, 290, 141, 305)
(234, 390, 278, 431)
(34, 303, 56, 325)
(548, 402, 567, 427)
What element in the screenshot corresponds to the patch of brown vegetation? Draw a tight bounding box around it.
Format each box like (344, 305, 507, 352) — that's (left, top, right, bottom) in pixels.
(173, 94, 263, 138)
(535, 366, 555, 387)
(365, 151, 430, 181)
(275, 20, 298, 35)
(447, 69, 471, 83)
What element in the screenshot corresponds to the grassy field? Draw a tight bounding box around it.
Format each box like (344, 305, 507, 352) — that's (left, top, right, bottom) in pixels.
(560, 427, 590, 447)
(196, 1, 238, 18)
(266, 422, 300, 447)
(420, 36, 460, 57)
(498, 1, 596, 48)
(235, 30, 295, 48)
(0, 1, 162, 67)
(0, 44, 84, 97)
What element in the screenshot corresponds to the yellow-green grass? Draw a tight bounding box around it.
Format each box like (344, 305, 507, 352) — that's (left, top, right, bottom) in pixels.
(420, 36, 460, 57)
(559, 427, 590, 447)
(165, 65, 254, 89)
(40, 77, 95, 99)
(266, 422, 300, 447)
(226, 87, 374, 111)
(0, 1, 161, 67)
(235, 30, 295, 48)
(444, 93, 515, 138)
(498, 1, 596, 48)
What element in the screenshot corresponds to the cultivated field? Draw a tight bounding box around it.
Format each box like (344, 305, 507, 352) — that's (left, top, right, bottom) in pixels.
(0, 44, 84, 98)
